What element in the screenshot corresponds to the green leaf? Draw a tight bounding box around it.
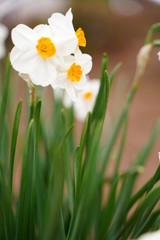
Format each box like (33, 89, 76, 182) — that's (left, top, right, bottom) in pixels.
(122, 185, 160, 239)
(16, 119, 34, 240)
(9, 100, 22, 192)
(145, 22, 160, 44)
(97, 176, 120, 239)
(127, 165, 160, 212)
(92, 53, 109, 120)
(109, 62, 122, 89)
(0, 56, 11, 159)
(0, 170, 15, 239)
(29, 100, 41, 239)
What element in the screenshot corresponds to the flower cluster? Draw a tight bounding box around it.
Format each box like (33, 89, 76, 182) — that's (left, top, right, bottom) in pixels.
(0, 23, 8, 59)
(10, 8, 92, 101)
(54, 78, 100, 121)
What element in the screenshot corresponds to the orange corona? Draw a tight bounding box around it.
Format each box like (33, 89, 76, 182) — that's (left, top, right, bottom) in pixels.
(75, 28, 86, 47)
(67, 63, 83, 82)
(36, 37, 56, 58)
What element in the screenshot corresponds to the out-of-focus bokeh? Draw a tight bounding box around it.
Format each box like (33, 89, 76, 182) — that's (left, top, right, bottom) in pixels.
(1, 0, 160, 189)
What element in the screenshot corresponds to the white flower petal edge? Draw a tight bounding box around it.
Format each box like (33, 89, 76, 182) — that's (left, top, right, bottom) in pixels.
(137, 230, 160, 240)
(157, 51, 160, 61)
(48, 8, 78, 55)
(0, 23, 8, 59)
(51, 53, 92, 102)
(11, 24, 37, 50)
(74, 79, 100, 121)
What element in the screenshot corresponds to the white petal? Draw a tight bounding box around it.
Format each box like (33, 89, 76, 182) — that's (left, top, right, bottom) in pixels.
(65, 8, 73, 22)
(55, 36, 78, 56)
(65, 83, 77, 102)
(30, 58, 57, 87)
(11, 24, 37, 50)
(10, 46, 38, 73)
(33, 24, 53, 39)
(73, 75, 86, 91)
(76, 54, 92, 74)
(48, 11, 77, 55)
(48, 12, 74, 33)
(51, 73, 67, 89)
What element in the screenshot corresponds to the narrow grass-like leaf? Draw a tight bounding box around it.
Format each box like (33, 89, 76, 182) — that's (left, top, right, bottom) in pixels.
(107, 121, 160, 240)
(138, 208, 160, 235)
(92, 53, 108, 120)
(16, 119, 34, 240)
(101, 82, 139, 176)
(97, 176, 120, 240)
(109, 62, 122, 89)
(127, 165, 160, 211)
(29, 100, 41, 239)
(74, 113, 92, 197)
(122, 185, 160, 239)
(0, 57, 11, 158)
(0, 170, 15, 239)
(9, 100, 22, 192)
(113, 109, 128, 179)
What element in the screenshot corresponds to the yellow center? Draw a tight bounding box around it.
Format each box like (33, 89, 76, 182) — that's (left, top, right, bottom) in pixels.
(75, 28, 86, 47)
(67, 63, 82, 82)
(83, 91, 93, 100)
(36, 37, 56, 58)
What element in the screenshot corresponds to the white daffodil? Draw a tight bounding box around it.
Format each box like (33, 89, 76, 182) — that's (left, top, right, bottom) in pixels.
(51, 53, 92, 101)
(137, 230, 160, 240)
(0, 23, 8, 59)
(74, 79, 100, 121)
(48, 8, 86, 54)
(10, 24, 73, 87)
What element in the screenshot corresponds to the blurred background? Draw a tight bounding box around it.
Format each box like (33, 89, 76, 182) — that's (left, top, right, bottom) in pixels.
(1, 0, 160, 191)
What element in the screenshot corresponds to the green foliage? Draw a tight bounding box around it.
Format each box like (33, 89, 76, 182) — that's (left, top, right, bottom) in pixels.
(1, 24, 160, 240)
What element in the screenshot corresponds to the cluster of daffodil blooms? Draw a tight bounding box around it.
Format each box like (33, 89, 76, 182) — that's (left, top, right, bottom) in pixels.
(0, 23, 8, 59)
(10, 8, 92, 102)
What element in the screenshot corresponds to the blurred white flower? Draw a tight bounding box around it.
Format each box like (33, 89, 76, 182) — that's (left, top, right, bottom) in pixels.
(48, 8, 86, 54)
(157, 51, 160, 61)
(137, 230, 160, 240)
(0, 23, 8, 59)
(51, 53, 92, 101)
(158, 152, 160, 162)
(10, 23, 73, 87)
(53, 88, 72, 108)
(74, 79, 100, 121)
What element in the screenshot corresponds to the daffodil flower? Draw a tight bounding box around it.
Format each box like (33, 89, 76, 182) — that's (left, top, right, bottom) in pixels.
(74, 79, 100, 120)
(0, 23, 8, 59)
(48, 8, 86, 54)
(10, 24, 73, 87)
(137, 230, 160, 240)
(51, 53, 92, 101)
